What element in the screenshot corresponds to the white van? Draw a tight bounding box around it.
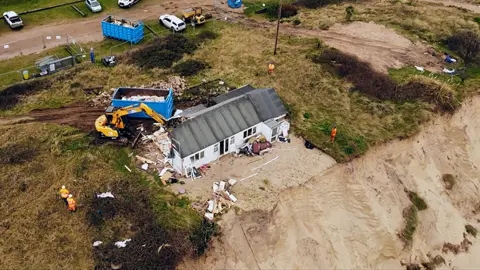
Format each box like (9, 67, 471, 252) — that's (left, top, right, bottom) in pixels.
(159, 14, 186, 32)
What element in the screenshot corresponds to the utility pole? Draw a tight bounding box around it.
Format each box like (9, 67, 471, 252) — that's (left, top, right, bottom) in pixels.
(273, 0, 282, 55)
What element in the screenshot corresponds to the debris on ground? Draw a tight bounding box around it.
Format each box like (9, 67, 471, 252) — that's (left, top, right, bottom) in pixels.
(121, 95, 165, 102)
(115, 239, 132, 248)
(96, 192, 114, 198)
(443, 68, 455, 74)
(146, 76, 187, 96)
(415, 66, 425, 72)
(238, 134, 272, 156)
(90, 88, 116, 107)
(192, 179, 239, 221)
(93, 241, 103, 247)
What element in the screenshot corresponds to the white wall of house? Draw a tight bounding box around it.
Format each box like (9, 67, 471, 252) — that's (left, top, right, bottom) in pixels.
(173, 120, 289, 175)
(172, 148, 183, 173)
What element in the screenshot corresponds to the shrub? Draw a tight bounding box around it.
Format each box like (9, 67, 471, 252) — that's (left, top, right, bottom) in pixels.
(131, 35, 198, 69)
(311, 49, 397, 100)
(303, 112, 311, 119)
(196, 30, 219, 41)
(281, 3, 298, 18)
(466, 224, 477, 237)
(266, 2, 298, 19)
(401, 205, 418, 246)
(446, 31, 480, 63)
(0, 79, 51, 110)
(408, 191, 428, 210)
(312, 49, 459, 112)
(0, 143, 38, 164)
(397, 77, 458, 112)
(297, 0, 349, 8)
(189, 219, 219, 256)
(173, 60, 209, 76)
(442, 174, 456, 189)
(345, 6, 354, 21)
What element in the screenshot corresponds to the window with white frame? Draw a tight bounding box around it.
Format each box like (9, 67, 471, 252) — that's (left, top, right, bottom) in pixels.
(243, 126, 257, 138)
(214, 144, 219, 152)
(230, 136, 235, 145)
(190, 151, 204, 163)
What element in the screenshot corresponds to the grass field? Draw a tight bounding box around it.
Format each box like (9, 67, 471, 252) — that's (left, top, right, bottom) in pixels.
(0, 0, 153, 34)
(1, 1, 480, 267)
(0, 123, 205, 269)
(287, 1, 480, 42)
(0, 19, 470, 160)
(0, 19, 218, 88)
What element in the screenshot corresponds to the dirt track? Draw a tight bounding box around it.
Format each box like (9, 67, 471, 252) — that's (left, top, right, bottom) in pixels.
(0, 1, 442, 72)
(0, 106, 104, 131)
(0, 0, 214, 59)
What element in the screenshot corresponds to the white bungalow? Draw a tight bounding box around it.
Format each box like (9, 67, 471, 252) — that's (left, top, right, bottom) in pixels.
(170, 85, 289, 176)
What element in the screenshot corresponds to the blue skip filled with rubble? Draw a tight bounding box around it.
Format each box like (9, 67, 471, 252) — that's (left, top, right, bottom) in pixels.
(102, 15, 143, 44)
(111, 88, 174, 119)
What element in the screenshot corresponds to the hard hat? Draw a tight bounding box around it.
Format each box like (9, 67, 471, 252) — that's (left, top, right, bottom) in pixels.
(69, 194, 73, 198)
(62, 185, 66, 189)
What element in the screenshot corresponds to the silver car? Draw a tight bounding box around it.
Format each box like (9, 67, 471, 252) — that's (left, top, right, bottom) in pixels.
(86, 0, 102, 12)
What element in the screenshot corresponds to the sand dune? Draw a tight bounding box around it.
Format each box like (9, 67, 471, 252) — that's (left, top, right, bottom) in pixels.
(183, 96, 480, 269)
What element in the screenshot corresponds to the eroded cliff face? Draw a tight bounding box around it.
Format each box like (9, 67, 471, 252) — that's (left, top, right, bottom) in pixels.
(182, 96, 480, 269)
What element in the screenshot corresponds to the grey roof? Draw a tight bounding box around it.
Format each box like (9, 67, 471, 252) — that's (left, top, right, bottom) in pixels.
(213, 84, 256, 104)
(172, 88, 287, 158)
(264, 119, 280, 128)
(180, 104, 207, 118)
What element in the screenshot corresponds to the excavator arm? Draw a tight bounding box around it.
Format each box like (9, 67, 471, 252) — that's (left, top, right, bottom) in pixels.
(110, 103, 167, 129)
(95, 103, 168, 140)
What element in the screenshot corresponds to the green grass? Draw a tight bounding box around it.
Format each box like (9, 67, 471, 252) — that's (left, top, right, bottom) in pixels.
(0, 123, 206, 268)
(0, 19, 218, 89)
(291, 1, 479, 42)
(0, 0, 154, 33)
(401, 205, 418, 246)
(151, 192, 202, 231)
(388, 67, 463, 85)
(190, 23, 436, 161)
(408, 191, 428, 210)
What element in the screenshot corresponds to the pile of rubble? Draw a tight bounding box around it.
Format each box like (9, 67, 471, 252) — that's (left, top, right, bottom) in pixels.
(90, 88, 115, 107)
(145, 76, 187, 96)
(134, 126, 179, 185)
(192, 179, 238, 221)
(121, 95, 165, 102)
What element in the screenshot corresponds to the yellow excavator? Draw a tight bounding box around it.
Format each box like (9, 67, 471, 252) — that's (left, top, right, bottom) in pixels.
(95, 103, 167, 145)
(182, 7, 206, 26)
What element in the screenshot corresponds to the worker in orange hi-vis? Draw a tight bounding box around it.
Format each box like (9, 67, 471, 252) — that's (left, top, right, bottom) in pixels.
(67, 194, 77, 212)
(59, 185, 70, 206)
(268, 62, 275, 74)
(331, 125, 337, 143)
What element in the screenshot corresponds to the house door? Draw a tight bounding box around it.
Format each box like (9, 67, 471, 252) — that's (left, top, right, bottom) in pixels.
(219, 138, 229, 155)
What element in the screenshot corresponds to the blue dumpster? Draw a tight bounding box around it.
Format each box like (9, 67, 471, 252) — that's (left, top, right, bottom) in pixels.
(102, 15, 144, 44)
(228, 0, 242, 8)
(111, 88, 174, 119)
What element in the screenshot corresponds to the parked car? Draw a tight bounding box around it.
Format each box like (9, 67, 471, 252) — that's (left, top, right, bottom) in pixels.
(159, 15, 186, 32)
(3, 11, 23, 29)
(118, 0, 140, 8)
(86, 0, 102, 12)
